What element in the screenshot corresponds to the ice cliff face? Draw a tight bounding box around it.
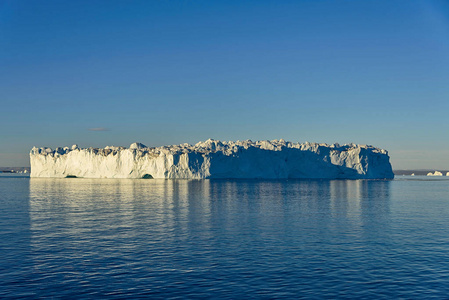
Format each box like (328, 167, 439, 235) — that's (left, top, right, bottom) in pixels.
(30, 139, 394, 179)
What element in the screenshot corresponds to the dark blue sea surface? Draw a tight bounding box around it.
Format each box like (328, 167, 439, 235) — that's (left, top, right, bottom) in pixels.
(1, 176, 449, 298)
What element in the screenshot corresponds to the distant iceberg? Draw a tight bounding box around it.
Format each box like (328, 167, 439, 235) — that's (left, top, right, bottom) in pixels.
(30, 139, 394, 179)
(427, 171, 443, 176)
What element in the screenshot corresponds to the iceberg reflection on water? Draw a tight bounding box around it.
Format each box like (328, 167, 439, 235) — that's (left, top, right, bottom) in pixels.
(21, 178, 430, 298)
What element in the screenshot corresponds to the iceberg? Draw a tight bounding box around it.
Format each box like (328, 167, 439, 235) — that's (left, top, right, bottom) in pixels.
(427, 171, 443, 176)
(30, 139, 394, 179)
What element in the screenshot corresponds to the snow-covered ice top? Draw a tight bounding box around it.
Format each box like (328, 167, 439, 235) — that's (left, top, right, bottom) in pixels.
(30, 139, 394, 179)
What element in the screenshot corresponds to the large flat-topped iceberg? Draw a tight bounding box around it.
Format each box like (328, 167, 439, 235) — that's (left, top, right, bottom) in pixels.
(30, 139, 394, 179)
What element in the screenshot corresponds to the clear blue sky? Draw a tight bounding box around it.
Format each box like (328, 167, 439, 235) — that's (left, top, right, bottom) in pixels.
(1, 0, 448, 169)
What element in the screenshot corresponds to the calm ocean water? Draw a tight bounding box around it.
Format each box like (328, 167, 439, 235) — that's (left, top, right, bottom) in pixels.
(1, 176, 449, 299)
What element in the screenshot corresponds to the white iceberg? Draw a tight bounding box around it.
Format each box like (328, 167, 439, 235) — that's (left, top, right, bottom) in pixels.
(30, 139, 394, 179)
(427, 171, 443, 176)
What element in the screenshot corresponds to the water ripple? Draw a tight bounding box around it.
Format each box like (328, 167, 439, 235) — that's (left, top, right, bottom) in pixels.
(0, 178, 449, 298)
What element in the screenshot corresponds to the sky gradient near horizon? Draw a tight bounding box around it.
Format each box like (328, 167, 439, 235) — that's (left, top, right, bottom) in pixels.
(1, 0, 449, 169)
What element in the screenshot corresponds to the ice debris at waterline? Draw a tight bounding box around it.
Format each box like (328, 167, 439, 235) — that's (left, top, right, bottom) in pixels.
(30, 139, 394, 179)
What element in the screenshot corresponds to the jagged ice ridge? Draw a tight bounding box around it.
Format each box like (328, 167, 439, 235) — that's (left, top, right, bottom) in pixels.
(30, 139, 394, 179)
